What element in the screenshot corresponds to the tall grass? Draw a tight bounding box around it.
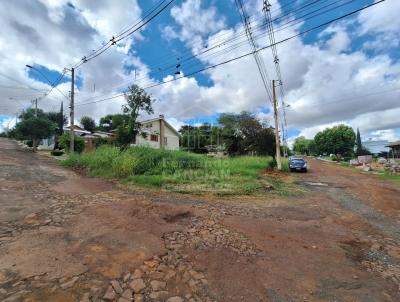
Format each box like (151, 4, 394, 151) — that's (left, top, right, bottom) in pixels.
(62, 146, 288, 195)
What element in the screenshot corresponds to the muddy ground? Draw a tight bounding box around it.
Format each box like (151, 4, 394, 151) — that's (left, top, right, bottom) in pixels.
(0, 138, 399, 302)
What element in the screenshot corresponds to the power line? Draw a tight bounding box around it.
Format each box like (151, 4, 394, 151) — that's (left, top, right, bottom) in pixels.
(264, 0, 288, 154)
(236, 0, 274, 104)
(76, 0, 348, 104)
(73, 0, 175, 69)
(75, 0, 385, 107)
(71, 0, 169, 69)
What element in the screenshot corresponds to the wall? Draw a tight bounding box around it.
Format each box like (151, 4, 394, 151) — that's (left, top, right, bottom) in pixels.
(133, 119, 179, 150)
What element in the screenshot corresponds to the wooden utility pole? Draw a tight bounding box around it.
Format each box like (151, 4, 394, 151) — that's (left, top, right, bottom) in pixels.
(272, 80, 282, 170)
(69, 67, 75, 152)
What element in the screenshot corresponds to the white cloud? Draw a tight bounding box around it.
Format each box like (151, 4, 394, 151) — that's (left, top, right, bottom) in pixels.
(358, 0, 400, 35)
(0, 0, 143, 122)
(367, 129, 399, 142)
(167, 0, 226, 49)
(1, 0, 399, 144)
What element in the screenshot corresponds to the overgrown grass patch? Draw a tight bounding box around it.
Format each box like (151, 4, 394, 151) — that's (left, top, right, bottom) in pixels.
(62, 145, 294, 195)
(379, 172, 400, 187)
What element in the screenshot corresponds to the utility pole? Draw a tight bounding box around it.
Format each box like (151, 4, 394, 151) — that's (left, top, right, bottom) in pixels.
(272, 80, 282, 170)
(69, 67, 75, 152)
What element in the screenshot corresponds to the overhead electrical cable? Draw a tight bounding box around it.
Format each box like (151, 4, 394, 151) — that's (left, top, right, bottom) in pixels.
(73, 0, 175, 68)
(75, 0, 385, 107)
(75, 0, 360, 104)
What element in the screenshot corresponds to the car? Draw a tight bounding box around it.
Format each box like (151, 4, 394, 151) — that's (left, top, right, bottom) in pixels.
(289, 157, 307, 172)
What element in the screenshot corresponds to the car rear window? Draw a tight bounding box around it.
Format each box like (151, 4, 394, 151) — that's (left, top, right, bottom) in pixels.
(291, 159, 305, 164)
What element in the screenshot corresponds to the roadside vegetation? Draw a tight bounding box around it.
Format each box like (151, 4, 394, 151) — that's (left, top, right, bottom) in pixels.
(62, 145, 294, 195)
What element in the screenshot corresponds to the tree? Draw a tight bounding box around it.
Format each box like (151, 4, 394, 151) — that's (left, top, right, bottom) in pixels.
(218, 111, 276, 156)
(15, 117, 56, 151)
(314, 125, 356, 156)
(80, 116, 96, 133)
(99, 114, 131, 132)
(46, 104, 67, 149)
(59, 133, 85, 153)
(118, 84, 154, 146)
(179, 123, 221, 153)
(354, 128, 371, 156)
(293, 137, 316, 155)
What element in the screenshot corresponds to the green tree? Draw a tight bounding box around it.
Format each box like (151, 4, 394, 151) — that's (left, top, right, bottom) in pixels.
(293, 137, 316, 155)
(80, 116, 96, 132)
(59, 133, 85, 153)
(44, 103, 67, 150)
(314, 125, 356, 156)
(179, 123, 221, 153)
(218, 111, 276, 156)
(118, 84, 154, 146)
(355, 128, 370, 156)
(15, 117, 56, 151)
(99, 114, 130, 132)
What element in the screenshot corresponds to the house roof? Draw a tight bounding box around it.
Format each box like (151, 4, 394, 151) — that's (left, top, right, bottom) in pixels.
(63, 125, 91, 134)
(386, 140, 400, 147)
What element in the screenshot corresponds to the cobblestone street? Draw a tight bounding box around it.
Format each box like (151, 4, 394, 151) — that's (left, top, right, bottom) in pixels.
(0, 138, 399, 302)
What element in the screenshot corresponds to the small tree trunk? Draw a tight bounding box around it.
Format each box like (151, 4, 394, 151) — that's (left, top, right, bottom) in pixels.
(32, 138, 38, 152)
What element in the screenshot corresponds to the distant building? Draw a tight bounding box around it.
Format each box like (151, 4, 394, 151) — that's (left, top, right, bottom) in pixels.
(132, 115, 180, 150)
(361, 140, 390, 155)
(385, 140, 400, 158)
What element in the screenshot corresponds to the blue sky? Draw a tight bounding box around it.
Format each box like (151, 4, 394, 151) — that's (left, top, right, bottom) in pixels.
(1, 0, 399, 144)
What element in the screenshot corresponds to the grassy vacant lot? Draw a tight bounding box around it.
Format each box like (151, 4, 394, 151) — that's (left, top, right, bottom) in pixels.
(62, 145, 297, 195)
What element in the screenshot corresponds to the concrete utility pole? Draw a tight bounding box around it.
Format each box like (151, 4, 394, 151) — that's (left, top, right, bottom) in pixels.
(272, 80, 282, 171)
(69, 67, 75, 152)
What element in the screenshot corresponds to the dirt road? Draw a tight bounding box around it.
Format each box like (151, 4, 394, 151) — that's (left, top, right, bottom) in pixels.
(0, 138, 399, 302)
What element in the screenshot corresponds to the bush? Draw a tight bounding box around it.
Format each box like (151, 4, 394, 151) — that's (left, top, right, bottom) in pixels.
(51, 150, 64, 156)
(330, 154, 338, 161)
(61, 146, 289, 195)
(59, 133, 85, 153)
(95, 137, 114, 147)
(26, 140, 33, 147)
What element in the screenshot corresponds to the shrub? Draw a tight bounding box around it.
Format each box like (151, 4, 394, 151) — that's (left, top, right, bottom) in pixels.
(112, 152, 138, 177)
(26, 140, 33, 147)
(59, 133, 85, 153)
(61, 146, 289, 195)
(95, 137, 114, 147)
(51, 150, 64, 156)
(330, 154, 338, 161)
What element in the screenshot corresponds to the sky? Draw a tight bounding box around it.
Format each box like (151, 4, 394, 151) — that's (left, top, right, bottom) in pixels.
(0, 0, 399, 146)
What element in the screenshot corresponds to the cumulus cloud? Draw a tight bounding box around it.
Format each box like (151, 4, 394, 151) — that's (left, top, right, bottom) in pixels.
(0, 0, 144, 123)
(0, 0, 399, 143)
(152, 0, 400, 139)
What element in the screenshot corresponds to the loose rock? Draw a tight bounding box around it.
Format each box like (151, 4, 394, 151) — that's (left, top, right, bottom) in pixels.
(111, 279, 123, 294)
(103, 286, 116, 301)
(150, 280, 166, 291)
(129, 278, 146, 293)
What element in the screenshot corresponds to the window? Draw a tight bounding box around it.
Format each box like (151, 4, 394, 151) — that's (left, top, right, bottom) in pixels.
(150, 134, 158, 142)
(164, 137, 168, 145)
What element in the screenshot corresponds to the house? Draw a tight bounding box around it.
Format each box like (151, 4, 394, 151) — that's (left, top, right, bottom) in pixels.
(39, 126, 114, 151)
(386, 140, 400, 158)
(38, 125, 90, 150)
(63, 125, 92, 136)
(133, 115, 180, 150)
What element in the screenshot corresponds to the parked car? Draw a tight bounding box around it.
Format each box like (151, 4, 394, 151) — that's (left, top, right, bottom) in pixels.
(289, 157, 307, 172)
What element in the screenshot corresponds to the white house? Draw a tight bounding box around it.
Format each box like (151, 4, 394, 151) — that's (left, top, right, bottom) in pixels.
(133, 115, 180, 150)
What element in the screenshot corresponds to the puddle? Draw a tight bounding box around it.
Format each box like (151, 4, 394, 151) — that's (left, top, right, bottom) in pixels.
(304, 182, 329, 187)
